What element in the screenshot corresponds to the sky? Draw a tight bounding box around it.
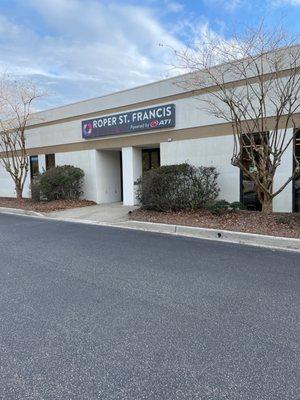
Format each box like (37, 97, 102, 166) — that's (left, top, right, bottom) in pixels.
(0, 0, 299, 110)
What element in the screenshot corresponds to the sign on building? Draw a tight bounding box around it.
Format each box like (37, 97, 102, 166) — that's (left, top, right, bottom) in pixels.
(82, 104, 175, 139)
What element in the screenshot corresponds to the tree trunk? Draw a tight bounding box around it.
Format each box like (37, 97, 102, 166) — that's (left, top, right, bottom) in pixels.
(261, 197, 273, 213)
(16, 186, 23, 200)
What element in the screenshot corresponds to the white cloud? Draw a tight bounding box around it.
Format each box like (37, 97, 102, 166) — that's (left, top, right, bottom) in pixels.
(272, 0, 300, 5)
(165, 1, 184, 12)
(0, 0, 185, 109)
(0, 0, 235, 110)
(204, 0, 243, 12)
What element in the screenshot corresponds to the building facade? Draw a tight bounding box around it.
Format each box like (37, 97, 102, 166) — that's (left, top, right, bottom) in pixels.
(0, 65, 299, 212)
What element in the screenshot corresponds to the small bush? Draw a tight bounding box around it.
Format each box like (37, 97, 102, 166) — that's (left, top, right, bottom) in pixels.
(206, 199, 230, 215)
(38, 165, 84, 201)
(276, 215, 290, 225)
(230, 201, 247, 210)
(135, 163, 219, 211)
(206, 200, 247, 215)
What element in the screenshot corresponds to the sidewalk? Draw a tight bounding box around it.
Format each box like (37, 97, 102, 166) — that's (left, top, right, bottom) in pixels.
(46, 202, 138, 223)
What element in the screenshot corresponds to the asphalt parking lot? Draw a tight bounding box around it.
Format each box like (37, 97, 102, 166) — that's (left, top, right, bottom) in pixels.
(0, 213, 299, 399)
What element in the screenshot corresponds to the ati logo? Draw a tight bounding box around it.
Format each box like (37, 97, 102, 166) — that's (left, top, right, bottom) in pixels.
(150, 119, 159, 128)
(83, 122, 93, 136)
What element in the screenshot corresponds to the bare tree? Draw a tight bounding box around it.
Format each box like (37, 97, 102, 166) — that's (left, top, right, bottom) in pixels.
(0, 75, 44, 199)
(170, 25, 300, 213)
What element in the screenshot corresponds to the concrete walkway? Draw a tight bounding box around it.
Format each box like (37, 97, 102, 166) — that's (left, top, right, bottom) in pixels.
(46, 202, 138, 223)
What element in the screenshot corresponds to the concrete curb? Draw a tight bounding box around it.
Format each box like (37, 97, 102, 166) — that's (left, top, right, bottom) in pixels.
(117, 220, 300, 252)
(42, 216, 300, 252)
(1, 208, 299, 252)
(0, 207, 44, 218)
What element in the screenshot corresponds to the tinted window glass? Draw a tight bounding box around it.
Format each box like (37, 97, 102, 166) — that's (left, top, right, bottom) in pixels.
(240, 132, 268, 211)
(142, 149, 160, 173)
(294, 130, 300, 212)
(30, 156, 39, 180)
(46, 154, 55, 170)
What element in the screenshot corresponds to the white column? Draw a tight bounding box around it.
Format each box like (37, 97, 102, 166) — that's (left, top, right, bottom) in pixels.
(38, 154, 46, 174)
(122, 147, 142, 206)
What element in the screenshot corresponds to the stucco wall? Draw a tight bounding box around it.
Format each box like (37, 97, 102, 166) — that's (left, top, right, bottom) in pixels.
(0, 161, 31, 198)
(160, 135, 240, 203)
(54, 149, 122, 204)
(0, 133, 295, 213)
(24, 67, 300, 152)
(55, 150, 98, 202)
(160, 131, 294, 212)
(25, 96, 224, 150)
(95, 150, 122, 203)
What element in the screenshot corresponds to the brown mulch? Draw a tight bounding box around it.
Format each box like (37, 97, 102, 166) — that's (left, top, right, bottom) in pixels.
(130, 208, 300, 239)
(0, 197, 96, 213)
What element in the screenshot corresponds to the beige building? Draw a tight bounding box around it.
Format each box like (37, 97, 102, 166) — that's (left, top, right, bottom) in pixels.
(0, 55, 299, 212)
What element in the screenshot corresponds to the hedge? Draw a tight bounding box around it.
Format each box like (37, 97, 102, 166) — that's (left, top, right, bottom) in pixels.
(135, 163, 219, 211)
(32, 165, 84, 201)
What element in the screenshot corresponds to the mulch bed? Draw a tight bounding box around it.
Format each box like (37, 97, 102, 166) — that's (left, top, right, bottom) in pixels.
(0, 197, 96, 213)
(130, 208, 300, 239)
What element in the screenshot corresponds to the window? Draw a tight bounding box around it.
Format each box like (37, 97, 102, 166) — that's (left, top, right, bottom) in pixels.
(30, 156, 39, 181)
(240, 132, 269, 211)
(294, 129, 300, 212)
(142, 148, 160, 173)
(45, 153, 55, 170)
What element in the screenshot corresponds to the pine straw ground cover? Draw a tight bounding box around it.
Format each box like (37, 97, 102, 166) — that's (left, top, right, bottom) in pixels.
(129, 208, 300, 239)
(0, 197, 96, 213)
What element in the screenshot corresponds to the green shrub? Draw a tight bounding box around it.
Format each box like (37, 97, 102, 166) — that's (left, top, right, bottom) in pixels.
(135, 163, 219, 211)
(276, 215, 290, 225)
(230, 201, 247, 210)
(206, 200, 247, 215)
(206, 199, 230, 215)
(38, 165, 84, 201)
